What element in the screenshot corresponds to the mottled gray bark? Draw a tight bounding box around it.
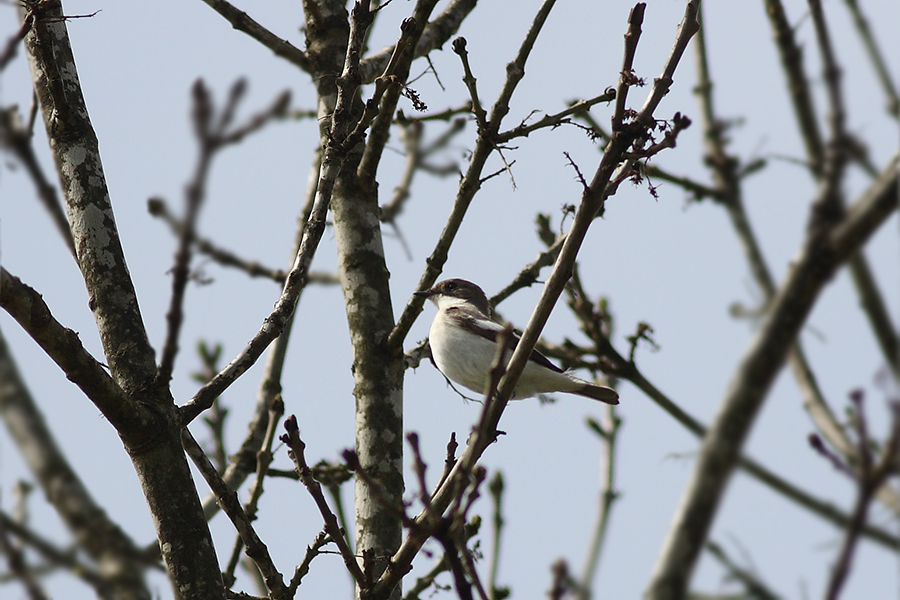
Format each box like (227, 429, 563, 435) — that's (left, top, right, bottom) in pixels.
(20, 2, 224, 597)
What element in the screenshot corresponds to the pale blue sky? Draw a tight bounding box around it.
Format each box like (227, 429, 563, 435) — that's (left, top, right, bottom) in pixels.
(0, 1, 898, 598)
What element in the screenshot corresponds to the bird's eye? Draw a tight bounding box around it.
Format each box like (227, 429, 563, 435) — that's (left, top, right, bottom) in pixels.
(445, 281, 457, 291)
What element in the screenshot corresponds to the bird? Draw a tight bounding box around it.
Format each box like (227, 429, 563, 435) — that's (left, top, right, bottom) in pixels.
(415, 279, 619, 404)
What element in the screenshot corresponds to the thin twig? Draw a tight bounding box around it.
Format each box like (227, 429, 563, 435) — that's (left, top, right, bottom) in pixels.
(495, 90, 616, 143)
(377, 7, 699, 598)
(705, 540, 781, 600)
(0, 12, 32, 71)
(763, 0, 825, 174)
(822, 397, 900, 600)
(287, 531, 330, 594)
(195, 145, 323, 524)
(358, 0, 477, 84)
(537, 288, 900, 553)
(223, 396, 284, 587)
(576, 408, 622, 600)
(841, 0, 899, 118)
(147, 196, 339, 286)
(0, 513, 50, 600)
(388, 0, 565, 351)
(0, 106, 75, 256)
(452, 37, 488, 132)
(181, 0, 410, 423)
(280, 416, 366, 588)
(158, 82, 289, 385)
(487, 472, 505, 600)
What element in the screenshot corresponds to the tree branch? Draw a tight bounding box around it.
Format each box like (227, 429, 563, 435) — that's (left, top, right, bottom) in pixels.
(197, 148, 322, 521)
(376, 6, 700, 598)
(281, 416, 367, 588)
(21, 5, 227, 595)
(182, 430, 288, 598)
(644, 155, 899, 599)
(0, 106, 75, 256)
(0, 328, 153, 599)
(389, 0, 568, 350)
(841, 0, 899, 118)
(0, 269, 138, 429)
(358, 0, 477, 84)
(22, 0, 157, 394)
(199, 0, 310, 71)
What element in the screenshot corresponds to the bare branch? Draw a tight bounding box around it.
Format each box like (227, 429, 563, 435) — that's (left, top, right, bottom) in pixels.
(199, 0, 310, 71)
(389, 0, 566, 350)
(822, 397, 900, 600)
(645, 154, 899, 598)
(0, 106, 75, 256)
(575, 407, 622, 599)
(704, 540, 781, 600)
(378, 6, 701, 597)
(0, 328, 153, 597)
(0, 513, 50, 600)
(198, 147, 323, 522)
(182, 1, 420, 424)
(182, 430, 288, 598)
(157, 82, 291, 384)
(452, 37, 488, 132)
(358, 0, 477, 83)
(280, 416, 366, 588)
(496, 89, 616, 143)
(0, 12, 31, 72)
(0, 269, 138, 429)
(841, 0, 899, 118)
(23, 0, 157, 393)
(763, 0, 825, 174)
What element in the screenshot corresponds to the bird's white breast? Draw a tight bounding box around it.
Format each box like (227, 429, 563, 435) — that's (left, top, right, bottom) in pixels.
(429, 309, 499, 396)
(428, 306, 585, 399)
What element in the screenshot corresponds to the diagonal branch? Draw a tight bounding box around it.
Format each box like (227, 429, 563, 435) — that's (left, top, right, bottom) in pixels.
(157, 82, 290, 385)
(389, 0, 568, 350)
(764, 0, 898, 380)
(0, 269, 138, 430)
(197, 148, 322, 522)
(763, 0, 825, 174)
(281, 417, 367, 588)
(22, 6, 228, 595)
(376, 5, 701, 598)
(358, 0, 477, 84)
(841, 0, 899, 118)
(495, 89, 617, 143)
(22, 0, 158, 394)
(696, 1, 900, 519)
(199, 0, 310, 71)
(0, 107, 75, 256)
(496, 0, 698, 425)
(182, 431, 288, 598)
(0, 328, 153, 599)
(0, 515, 50, 600)
(181, 0, 414, 425)
(644, 155, 899, 599)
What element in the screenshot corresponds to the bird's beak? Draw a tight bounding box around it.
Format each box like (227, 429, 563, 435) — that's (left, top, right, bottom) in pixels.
(413, 289, 433, 299)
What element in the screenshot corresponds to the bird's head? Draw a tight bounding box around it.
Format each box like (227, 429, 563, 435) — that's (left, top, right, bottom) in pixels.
(415, 279, 492, 316)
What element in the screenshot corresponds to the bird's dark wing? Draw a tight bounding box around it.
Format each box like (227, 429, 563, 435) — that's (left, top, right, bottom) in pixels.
(447, 308, 564, 374)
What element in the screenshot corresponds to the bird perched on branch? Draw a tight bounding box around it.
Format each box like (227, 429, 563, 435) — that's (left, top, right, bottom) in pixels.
(416, 279, 619, 404)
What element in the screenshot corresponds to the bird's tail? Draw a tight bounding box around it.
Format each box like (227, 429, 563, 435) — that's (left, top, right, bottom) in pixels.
(576, 383, 619, 405)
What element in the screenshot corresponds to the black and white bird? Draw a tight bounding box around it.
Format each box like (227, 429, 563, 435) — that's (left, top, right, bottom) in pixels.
(416, 279, 619, 404)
